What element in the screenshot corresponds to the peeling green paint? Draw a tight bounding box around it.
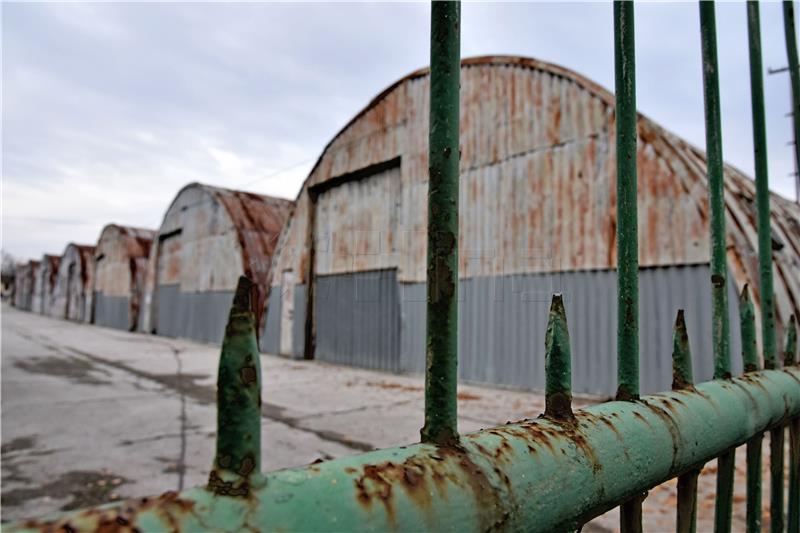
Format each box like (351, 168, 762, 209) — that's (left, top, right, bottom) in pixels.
(422, 0, 461, 447)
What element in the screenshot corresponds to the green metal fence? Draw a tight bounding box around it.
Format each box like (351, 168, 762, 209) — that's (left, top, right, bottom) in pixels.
(9, 1, 800, 532)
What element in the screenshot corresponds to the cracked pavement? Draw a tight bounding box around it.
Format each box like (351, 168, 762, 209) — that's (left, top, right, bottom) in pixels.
(2, 305, 790, 531)
(1, 305, 565, 524)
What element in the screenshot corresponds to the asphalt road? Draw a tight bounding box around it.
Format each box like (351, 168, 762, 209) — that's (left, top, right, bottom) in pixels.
(0, 305, 791, 530)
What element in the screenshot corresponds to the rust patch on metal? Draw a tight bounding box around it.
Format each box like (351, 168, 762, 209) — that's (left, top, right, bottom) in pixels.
(641, 400, 682, 472)
(239, 366, 257, 386)
(207, 470, 250, 497)
(20, 489, 196, 532)
(543, 391, 576, 423)
(351, 442, 512, 531)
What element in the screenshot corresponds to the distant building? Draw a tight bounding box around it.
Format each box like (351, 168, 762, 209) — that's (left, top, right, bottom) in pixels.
(92, 224, 155, 331)
(13, 260, 38, 310)
(32, 255, 60, 315)
(263, 56, 800, 396)
(51, 243, 96, 322)
(139, 182, 293, 344)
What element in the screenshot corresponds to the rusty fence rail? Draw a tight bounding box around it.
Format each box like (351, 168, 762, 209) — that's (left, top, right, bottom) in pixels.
(8, 1, 800, 532)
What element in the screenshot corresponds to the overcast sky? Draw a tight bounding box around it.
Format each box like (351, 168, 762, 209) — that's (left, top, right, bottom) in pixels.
(3, 1, 799, 261)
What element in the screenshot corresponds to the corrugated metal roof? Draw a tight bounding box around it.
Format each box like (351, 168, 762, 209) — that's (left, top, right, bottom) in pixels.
(140, 182, 294, 336)
(269, 54, 800, 351)
(94, 224, 155, 298)
(96, 224, 156, 259)
(52, 243, 96, 321)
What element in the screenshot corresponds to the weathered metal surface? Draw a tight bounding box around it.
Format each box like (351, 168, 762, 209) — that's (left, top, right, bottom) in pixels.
(747, 0, 778, 371)
(786, 315, 799, 533)
(672, 310, 699, 533)
(153, 286, 234, 344)
(700, 0, 731, 384)
(784, 0, 800, 202)
(544, 294, 573, 421)
(614, 0, 639, 406)
(207, 276, 263, 497)
(672, 310, 694, 389)
(740, 285, 762, 533)
(770, 424, 785, 533)
(741, 285, 759, 373)
(11, 366, 800, 533)
(93, 224, 155, 331)
(13, 261, 37, 311)
(314, 270, 401, 372)
(32, 255, 60, 315)
(615, 4, 646, 522)
(699, 5, 734, 529)
(263, 55, 800, 384)
(50, 243, 96, 322)
(313, 164, 401, 276)
(422, 0, 460, 447)
(139, 182, 293, 343)
(394, 265, 743, 396)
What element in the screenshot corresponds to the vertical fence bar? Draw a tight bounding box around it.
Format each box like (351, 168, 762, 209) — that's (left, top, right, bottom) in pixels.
(544, 294, 574, 422)
(673, 310, 699, 533)
(748, 0, 777, 370)
(699, 0, 731, 381)
(207, 276, 263, 496)
(614, 2, 643, 531)
(770, 427, 785, 533)
(740, 286, 762, 533)
(421, 0, 460, 446)
(614, 0, 639, 403)
(784, 0, 800, 202)
(699, 2, 734, 531)
(787, 316, 799, 532)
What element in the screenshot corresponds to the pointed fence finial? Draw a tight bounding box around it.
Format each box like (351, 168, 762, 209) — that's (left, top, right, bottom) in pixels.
(672, 310, 694, 390)
(208, 276, 263, 496)
(785, 315, 797, 367)
(544, 294, 574, 422)
(740, 285, 759, 373)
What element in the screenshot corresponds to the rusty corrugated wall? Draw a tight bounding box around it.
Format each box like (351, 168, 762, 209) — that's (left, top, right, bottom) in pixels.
(263, 55, 799, 395)
(32, 255, 60, 315)
(92, 224, 155, 331)
(13, 260, 38, 311)
(139, 182, 293, 344)
(50, 244, 96, 322)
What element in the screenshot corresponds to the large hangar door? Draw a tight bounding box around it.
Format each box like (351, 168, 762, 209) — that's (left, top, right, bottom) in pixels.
(310, 160, 402, 371)
(153, 229, 182, 337)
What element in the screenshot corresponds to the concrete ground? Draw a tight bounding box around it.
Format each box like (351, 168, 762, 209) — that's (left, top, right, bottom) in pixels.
(0, 305, 793, 531)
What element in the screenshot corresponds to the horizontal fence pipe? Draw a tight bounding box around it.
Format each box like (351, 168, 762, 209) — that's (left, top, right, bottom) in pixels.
(11, 367, 800, 533)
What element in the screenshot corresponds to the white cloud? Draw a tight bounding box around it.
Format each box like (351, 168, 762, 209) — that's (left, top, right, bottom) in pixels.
(2, 1, 798, 263)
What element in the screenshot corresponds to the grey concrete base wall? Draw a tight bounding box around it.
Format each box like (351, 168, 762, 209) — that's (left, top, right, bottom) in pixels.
(261, 288, 282, 354)
(399, 265, 742, 396)
(154, 284, 234, 345)
(314, 270, 401, 372)
(93, 293, 131, 331)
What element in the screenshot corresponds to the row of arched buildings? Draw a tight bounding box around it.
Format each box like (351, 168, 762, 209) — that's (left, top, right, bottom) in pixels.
(12, 56, 800, 396)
